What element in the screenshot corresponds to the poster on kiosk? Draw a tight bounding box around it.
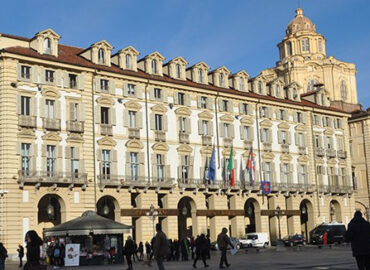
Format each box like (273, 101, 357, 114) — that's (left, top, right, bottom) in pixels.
(65, 243, 80, 266)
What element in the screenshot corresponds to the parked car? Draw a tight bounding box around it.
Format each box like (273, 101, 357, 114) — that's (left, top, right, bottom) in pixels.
(282, 234, 306, 246)
(211, 237, 240, 250)
(239, 233, 269, 248)
(310, 222, 346, 245)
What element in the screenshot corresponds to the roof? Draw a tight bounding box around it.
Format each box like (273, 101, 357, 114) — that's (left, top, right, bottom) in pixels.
(44, 211, 131, 237)
(286, 8, 316, 35)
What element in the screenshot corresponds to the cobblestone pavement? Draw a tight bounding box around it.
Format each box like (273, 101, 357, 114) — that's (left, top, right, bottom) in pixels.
(5, 245, 357, 270)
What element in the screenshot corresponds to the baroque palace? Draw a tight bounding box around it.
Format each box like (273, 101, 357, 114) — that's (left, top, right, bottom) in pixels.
(0, 8, 367, 255)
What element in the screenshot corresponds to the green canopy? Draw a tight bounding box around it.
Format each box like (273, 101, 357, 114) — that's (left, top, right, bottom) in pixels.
(44, 210, 131, 237)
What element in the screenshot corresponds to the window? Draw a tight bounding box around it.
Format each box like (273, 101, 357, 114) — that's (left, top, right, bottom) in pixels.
(129, 152, 138, 179)
(176, 64, 181, 78)
(296, 112, 303, 123)
(21, 143, 31, 175)
(21, 96, 30, 116)
(45, 70, 54, 83)
(293, 89, 298, 100)
(156, 154, 164, 180)
(299, 165, 306, 183)
(313, 115, 319, 125)
(261, 128, 269, 142)
(242, 103, 248, 114)
(98, 48, 105, 64)
(239, 77, 244, 90)
(102, 150, 111, 178)
(204, 157, 210, 180)
(198, 69, 203, 83)
(287, 42, 292, 56)
(101, 107, 109, 124)
(276, 85, 281, 97)
(302, 38, 310, 52)
(46, 145, 56, 177)
(128, 84, 135, 96)
(323, 117, 330, 127)
(222, 100, 228, 112)
(200, 96, 207, 109)
(282, 163, 289, 184)
(45, 99, 55, 119)
(202, 120, 208, 135)
(335, 119, 342, 129)
(69, 74, 77, 89)
(314, 135, 320, 148)
(155, 114, 163, 131)
(70, 103, 78, 121)
(307, 79, 318, 91)
(223, 123, 230, 137)
(70, 147, 79, 178)
(219, 73, 224, 87)
(258, 81, 263, 94)
(178, 92, 185, 106)
(100, 79, 109, 92)
(297, 133, 304, 147)
(340, 80, 347, 101)
(126, 54, 132, 69)
(152, 59, 158, 74)
(265, 162, 271, 181)
(260, 106, 267, 118)
(43, 38, 51, 54)
(154, 88, 162, 100)
(179, 117, 186, 133)
(318, 39, 323, 52)
(278, 109, 285, 120)
(243, 126, 250, 141)
(181, 155, 189, 180)
(128, 111, 136, 128)
(21, 65, 31, 79)
(281, 131, 287, 144)
(326, 137, 332, 149)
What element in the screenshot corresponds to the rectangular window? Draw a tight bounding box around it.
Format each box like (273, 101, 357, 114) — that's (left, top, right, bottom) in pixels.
(45, 70, 54, 83)
(21, 143, 31, 174)
(239, 77, 244, 90)
(323, 117, 329, 127)
(281, 131, 287, 144)
(223, 123, 230, 137)
(262, 128, 269, 142)
(128, 111, 136, 128)
(265, 162, 271, 181)
(302, 39, 310, 52)
(300, 165, 306, 183)
(129, 152, 138, 179)
(128, 84, 135, 96)
(69, 74, 77, 89)
(101, 107, 109, 124)
(102, 149, 111, 178)
(154, 88, 162, 100)
(326, 137, 332, 149)
(200, 96, 207, 109)
(179, 117, 186, 133)
(46, 145, 56, 177)
(70, 103, 79, 121)
(21, 65, 31, 79)
(242, 103, 248, 114)
(100, 79, 109, 92)
(181, 155, 189, 180)
(156, 154, 164, 180)
(70, 147, 79, 178)
(243, 126, 250, 141)
(45, 99, 55, 119)
(313, 115, 319, 125)
(202, 120, 208, 135)
(298, 133, 304, 147)
(260, 106, 267, 118)
(222, 100, 228, 112)
(296, 112, 303, 123)
(278, 109, 285, 120)
(155, 114, 163, 131)
(315, 135, 320, 148)
(178, 92, 185, 105)
(21, 96, 31, 116)
(282, 163, 289, 184)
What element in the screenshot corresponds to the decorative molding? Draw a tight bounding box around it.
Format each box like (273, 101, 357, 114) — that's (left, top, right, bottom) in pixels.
(97, 136, 117, 147)
(126, 139, 144, 150)
(295, 124, 306, 132)
(175, 107, 191, 116)
(42, 132, 62, 142)
(124, 100, 142, 110)
(278, 122, 290, 130)
(240, 116, 254, 125)
(280, 153, 292, 162)
(220, 114, 234, 123)
(198, 111, 213, 120)
(152, 142, 169, 152)
(260, 120, 272, 128)
(177, 144, 193, 154)
(96, 96, 114, 106)
(151, 104, 167, 113)
(41, 88, 59, 99)
(262, 152, 274, 160)
(200, 146, 213, 155)
(297, 155, 308, 163)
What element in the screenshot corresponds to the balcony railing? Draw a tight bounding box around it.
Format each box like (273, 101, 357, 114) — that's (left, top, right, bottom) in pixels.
(178, 178, 203, 189)
(202, 135, 212, 146)
(315, 147, 325, 157)
(67, 121, 84, 133)
(154, 130, 166, 142)
(298, 146, 307, 155)
(43, 118, 61, 131)
(18, 170, 87, 186)
(281, 144, 289, 153)
(337, 150, 347, 159)
(100, 124, 113, 136)
(18, 115, 36, 128)
(128, 128, 140, 139)
(327, 149, 336, 158)
(179, 132, 189, 144)
(243, 181, 261, 192)
(223, 138, 232, 147)
(263, 142, 272, 152)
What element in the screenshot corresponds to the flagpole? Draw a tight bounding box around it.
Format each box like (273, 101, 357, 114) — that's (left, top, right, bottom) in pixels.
(255, 102, 264, 205)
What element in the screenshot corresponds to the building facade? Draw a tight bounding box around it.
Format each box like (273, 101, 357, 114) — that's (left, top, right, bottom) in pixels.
(0, 9, 357, 256)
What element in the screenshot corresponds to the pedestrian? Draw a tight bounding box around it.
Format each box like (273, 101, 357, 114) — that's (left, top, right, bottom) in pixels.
(0, 243, 7, 270)
(53, 242, 61, 267)
(193, 234, 209, 268)
(17, 244, 24, 267)
(206, 235, 211, 259)
(217, 228, 234, 269)
(145, 241, 151, 261)
(153, 223, 169, 270)
(190, 237, 195, 259)
(138, 242, 144, 261)
(124, 236, 135, 270)
(133, 241, 139, 262)
(166, 239, 173, 261)
(345, 211, 370, 270)
(24, 230, 44, 269)
(323, 231, 328, 246)
(180, 239, 188, 261)
(173, 240, 180, 261)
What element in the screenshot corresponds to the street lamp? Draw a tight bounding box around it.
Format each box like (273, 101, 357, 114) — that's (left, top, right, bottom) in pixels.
(146, 204, 158, 237)
(274, 206, 285, 246)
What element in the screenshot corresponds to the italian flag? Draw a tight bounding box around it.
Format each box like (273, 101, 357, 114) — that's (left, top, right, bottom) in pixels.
(228, 146, 235, 187)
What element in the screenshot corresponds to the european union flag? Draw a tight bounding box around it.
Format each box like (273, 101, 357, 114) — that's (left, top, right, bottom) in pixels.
(207, 146, 216, 184)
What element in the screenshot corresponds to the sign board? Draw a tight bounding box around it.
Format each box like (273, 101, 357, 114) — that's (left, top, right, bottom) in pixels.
(65, 243, 80, 267)
(261, 181, 271, 194)
(261, 210, 301, 216)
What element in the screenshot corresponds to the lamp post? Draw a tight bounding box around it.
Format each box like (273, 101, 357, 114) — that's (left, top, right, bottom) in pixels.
(274, 206, 285, 247)
(146, 204, 158, 237)
(301, 205, 308, 241)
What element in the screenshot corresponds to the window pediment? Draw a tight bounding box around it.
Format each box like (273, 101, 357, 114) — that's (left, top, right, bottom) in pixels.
(93, 40, 113, 50)
(175, 107, 191, 116)
(198, 111, 213, 120)
(213, 66, 230, 75)
(327, 159, 336, 165)
(151, 104, 167, 113)
(97, 136, 117, 147)
(147, 51, 165, 61)
(177, 144, 193, 154)
(18, 129, 35, 139)
(234, 70, 250, 79)
(125, 139, 143, 150)
(152, 142, 169, 152)
(42, 132, 62, 142)
(260, 120, 272, 128)
(118, 46, 139, 56)
(169, 56, 188, 66)
(280, 154, 292, 162)
(192, 61, 210, 71)
(66, 133, 84, 144)
(297, 155, 308, 163)
(262, 152, 274, 160)
(200, 146, 213, 155)
(295, 124, 306, 132)
(41, 89, 59, 99)
(124, 101, 142, 110)
(35, 28, 61, 39)
(240, 116, 254, 125)
(220, 114, 234, 123)
(324, 129, 334, 135)
(278, 122, 290, 130)
(96, 96, 114, 106)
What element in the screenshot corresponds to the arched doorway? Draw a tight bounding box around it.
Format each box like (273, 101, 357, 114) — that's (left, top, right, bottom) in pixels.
(329, 200, 342, 222)
(244, 198, 261, 234)
(97, 196, 119, 221)
(300, 200, 314, 241)
(38, 194, 65, 227)
(178, 197, 196, 240)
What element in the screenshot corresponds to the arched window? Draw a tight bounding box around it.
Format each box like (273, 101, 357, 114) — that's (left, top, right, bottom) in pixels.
(239, 77, 244, 90)
(176, 64, 181, 78)
(307, 79, 318, 91)
(152, 59, 158, 74)
(340, 80, 347, 101)
(198, 69, 203, 83)
(125, 54, 132, 69)
(43, 38, 51, 54)
(258, 81, 263, 94)
(287, 42, 293, 56)
(98, 48, 105, 64)
(219, 73, 224, 87)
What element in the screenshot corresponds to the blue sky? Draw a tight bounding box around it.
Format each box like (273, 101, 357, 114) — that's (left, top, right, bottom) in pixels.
(2, 0, 369, 107)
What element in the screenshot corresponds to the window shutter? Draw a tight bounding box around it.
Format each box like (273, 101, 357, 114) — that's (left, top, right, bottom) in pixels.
(137, 111, 143, 129)
(298, 166, 302, 183)
(79, 103, 85, 122)
(109, 80, 115, 95)
(289, 164, 293, 183)
(293, 112, 298, 123)
(303, 133, 307, 147)
(268, 107, 273, 119)
(280, 164, 283, 182)
(218, 99, 224, 112)
(268, 130, 272, 143)
(68, 103, 75, 121)
(56, 70, 62, 87)
(287, 131, 292, 145)
(260, 129, 264, 142)
(165, 165, 171, 178)
(248, 127, 254, 141)
(31, 66, 39, 83)
(111, 150, 118, 176)
(123, 111, 129, 127)
(246, 104, 252, 115)
(302, 113, 307, 123)
(189, 156, 194, 179)
(228, 101, 234, 113)
(78, 74, 84, 90)
(151, 154, 157, 178)
(16, 142, 21, 156)
(271, 163, 276, 182)
(150, 114, 155, 130)
(207, 97, 213, 110)
(110, 108, 116, 125)
(149, 87, 155, 100)
(95, 105, 101, 124)
(31, 144, 37, 171)
(163, 115, 168, 131)
(185, 118, 191, 134)
(123, 83, 128, 97)
(31, 96, 37, 116)
(200, 167, 205, 180)
(197, 96, 202, 108)
(17, 95, 22, 115)
(136, 85, 143, 99)
(40, 68, 46, 84)
(17, 64, 22, 81)
(138, 152, 145, 164)
(240, 126, 244, 140)
(162, 89, 168, 103)
(219, 123, 224, 137)
(198, 120, 203, 135)
(208, 122, 214, 136)
(230, 125, 235, 138)
(239, 103, 244, 114)
(278, 130, 282, 144)
(55, 100, 61, 120)
(305, 165, 309, 184)
(173, 92, 179, 105)
(185, 94, 191, 107)
(65, 146, 71, 159)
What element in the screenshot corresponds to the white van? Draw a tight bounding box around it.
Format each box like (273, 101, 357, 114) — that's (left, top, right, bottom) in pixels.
(239, 233, 269, 248)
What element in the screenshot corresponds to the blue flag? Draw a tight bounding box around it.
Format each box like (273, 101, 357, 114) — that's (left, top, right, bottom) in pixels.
(208, 146, 216, 184)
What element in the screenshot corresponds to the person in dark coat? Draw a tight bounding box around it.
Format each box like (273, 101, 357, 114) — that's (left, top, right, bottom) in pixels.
(180, 239, 188, 261)
(0, 243, 7, 270)
(193, 234, 209, 268)
(345, 211, 370, 270)
(145, 241, 151, 261)
(153, 223, 169, 270)
(17, 244, 24, 267)
(137, 242, 144, 261)
(206, 235, 211, 259)
(124, 236, 135, 270)
(217, 228, 234, 269)
(173, 240, 180, 261)
(190, 237, 195, 259)
(24, 230, 43, 268)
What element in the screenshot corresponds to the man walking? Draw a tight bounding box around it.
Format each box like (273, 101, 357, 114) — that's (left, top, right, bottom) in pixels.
(153, 223, 169, 270)
(0, 243, 7, 270)
(345, 211, 370, 270)
(124, 236, 135, 270)
(217, 228, 234, 269)
(193, 234, 209, 268)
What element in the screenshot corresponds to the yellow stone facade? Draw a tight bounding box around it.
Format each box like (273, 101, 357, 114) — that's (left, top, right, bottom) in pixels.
(0, 9, 359, 257)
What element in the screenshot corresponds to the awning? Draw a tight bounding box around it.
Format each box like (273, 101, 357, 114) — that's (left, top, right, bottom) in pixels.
(44, 210, 131, 237)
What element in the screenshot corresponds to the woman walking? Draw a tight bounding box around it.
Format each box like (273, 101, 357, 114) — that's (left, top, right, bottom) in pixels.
(124, 236, 135, 270)
(24, 230, 43, 269)
(17, 244, 24, 267)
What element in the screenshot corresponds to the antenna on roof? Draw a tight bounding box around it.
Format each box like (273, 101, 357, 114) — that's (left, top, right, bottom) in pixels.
(298, 0, 301, 8)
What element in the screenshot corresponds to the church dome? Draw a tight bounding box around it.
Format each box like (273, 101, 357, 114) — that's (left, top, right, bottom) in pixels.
(286, 8, 316, 35)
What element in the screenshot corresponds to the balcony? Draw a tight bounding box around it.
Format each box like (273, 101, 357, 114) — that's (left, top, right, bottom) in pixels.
(298, 146, 307, 155)
(179, 132, 189, 144)
(244, 140, 253, 150)
(154, 130, 166, 142)
(204, 179, 227, 190)
(327, 149, 336, 158)
(263, 142, 272, 152)
(128, 128, 140, 139)
(281, 144, 289, 153)
(202, 135, 212, 146)
(18, 115, 36, 128)
(100, 124, 113, 136)
(315, 147, 325, 157)
(18, 170, 87, 187)
(178, 178, 202, 190)
(337, 150, 347, 159)
(67, 121, 84, 133)
(223, 138, 232, 148)
(43, 118, 61, 131)
(244, 181, 261, 192)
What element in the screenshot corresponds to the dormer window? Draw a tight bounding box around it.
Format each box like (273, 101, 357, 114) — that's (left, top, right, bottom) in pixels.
(176, 64, 181, 79)
(302, 38, 310, 52)
(152, 59, 158, 74)
(258, 81, 263, 94)
(307, 79, 318, 91)
(239, 77, 244, 90)
(293, 89, 298, 100)
(43, 38, 51, 54)
(198, 69, 203, 83)
(219, 73, 224, 87)
(98, 48, 105, 64)
(276, 85, 281, 97)
(126, 54, 132, 69)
